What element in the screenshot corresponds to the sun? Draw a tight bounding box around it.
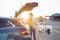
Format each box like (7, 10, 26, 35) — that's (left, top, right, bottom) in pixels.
(19, 11, 41, 20)
(19, 11, 31, 20)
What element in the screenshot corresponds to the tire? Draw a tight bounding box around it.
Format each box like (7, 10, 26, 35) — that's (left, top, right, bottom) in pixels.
(46, 29, 50, 34)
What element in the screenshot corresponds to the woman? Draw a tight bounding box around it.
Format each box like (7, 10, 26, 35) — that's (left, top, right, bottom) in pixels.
(28, 13, 37, 40)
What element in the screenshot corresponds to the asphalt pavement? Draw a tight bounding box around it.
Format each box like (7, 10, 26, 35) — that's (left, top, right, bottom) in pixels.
(36, 20, 60, 40)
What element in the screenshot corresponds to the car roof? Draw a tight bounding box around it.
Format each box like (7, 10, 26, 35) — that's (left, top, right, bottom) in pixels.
(0, 17, 13, 21)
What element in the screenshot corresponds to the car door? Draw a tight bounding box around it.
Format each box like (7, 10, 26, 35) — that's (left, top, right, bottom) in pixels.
(0, 20, 21, 40)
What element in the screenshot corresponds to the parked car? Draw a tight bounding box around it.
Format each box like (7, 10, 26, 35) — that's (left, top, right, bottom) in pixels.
(0, 17, 31, 40)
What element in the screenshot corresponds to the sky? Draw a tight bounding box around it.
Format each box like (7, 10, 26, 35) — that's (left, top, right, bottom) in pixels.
(0, 0, 60, 18)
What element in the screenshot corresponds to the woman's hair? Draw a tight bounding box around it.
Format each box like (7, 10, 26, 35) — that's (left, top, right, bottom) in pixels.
(29, 13, 33, 16)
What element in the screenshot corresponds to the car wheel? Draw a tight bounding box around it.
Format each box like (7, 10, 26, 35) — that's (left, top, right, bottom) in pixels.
(7, 34, 20, 40)
(46, 29, 50, 34)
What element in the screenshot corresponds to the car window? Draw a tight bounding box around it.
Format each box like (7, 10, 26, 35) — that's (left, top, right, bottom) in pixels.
(0, 20, 12, 28)
(11, 20, 22, 27)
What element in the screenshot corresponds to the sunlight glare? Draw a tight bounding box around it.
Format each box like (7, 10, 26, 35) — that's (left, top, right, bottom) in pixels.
(20, 11, 31, 20)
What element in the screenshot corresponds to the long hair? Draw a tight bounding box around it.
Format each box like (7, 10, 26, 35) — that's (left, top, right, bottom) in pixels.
(28, 13, 33, 27)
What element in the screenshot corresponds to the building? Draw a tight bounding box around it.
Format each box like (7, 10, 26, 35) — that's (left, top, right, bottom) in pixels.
(50, 13, 60, 21)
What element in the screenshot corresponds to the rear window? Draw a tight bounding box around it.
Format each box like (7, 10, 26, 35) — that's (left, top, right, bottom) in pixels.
(11, 20, 23, 27)
(0, 20, 12, 28)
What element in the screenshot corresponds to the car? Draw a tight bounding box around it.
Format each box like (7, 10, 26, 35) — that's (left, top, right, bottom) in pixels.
(0, 17, 31, 40)
(38, 24, 52, 34)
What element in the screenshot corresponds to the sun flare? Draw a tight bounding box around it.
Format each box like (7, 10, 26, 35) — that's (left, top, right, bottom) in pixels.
(19, 11, 31, 20)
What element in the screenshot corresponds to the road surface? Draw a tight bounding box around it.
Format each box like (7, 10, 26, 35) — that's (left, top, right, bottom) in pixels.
(35, 20, 60, 40)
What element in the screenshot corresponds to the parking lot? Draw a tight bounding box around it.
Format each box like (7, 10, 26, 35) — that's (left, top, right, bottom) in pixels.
(36, 20, 60, 40)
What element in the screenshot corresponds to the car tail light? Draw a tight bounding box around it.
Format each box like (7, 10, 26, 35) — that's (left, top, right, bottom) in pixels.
(20, 31, 30, 35)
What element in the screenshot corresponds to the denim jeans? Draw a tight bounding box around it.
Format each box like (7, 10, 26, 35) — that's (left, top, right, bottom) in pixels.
(30, 27, 36, 40)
